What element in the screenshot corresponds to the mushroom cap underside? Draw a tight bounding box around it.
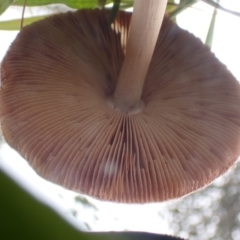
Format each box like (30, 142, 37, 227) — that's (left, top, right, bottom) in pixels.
(1, 10, 240, 203)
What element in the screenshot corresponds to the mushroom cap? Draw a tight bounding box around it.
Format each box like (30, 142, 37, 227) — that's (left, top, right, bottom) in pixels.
(1, 10, 240, 203)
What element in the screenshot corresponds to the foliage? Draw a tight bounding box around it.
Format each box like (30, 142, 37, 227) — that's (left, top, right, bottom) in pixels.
(0, 0, 240, 45)
(0, 169, 91, 240)
(0, 0, 14, 15)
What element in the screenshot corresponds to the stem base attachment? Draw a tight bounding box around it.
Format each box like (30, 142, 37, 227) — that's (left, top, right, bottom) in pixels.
(107, 96, 145, 115)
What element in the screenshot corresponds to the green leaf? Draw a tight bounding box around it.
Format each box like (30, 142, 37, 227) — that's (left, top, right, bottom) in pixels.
(13, 0, 108, 9)
(0, 0, 14, 15)
(0, 169, 90, 240)
(12, 0, 134, 11)
(168, 0, 199, 18)
(97, 0, 107, 9)
(0, 15, 50, 30)
(14, 0, 98, 8)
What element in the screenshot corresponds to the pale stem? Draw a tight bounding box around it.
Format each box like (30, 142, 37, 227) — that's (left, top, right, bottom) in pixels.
(112, 0, 167, 113)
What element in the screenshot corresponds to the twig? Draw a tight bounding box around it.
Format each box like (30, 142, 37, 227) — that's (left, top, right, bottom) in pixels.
(20, 0, 27, 29)
(202, 0, 240, 17)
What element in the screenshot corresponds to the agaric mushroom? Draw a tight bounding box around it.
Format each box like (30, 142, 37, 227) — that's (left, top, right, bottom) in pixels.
(1, 0, 240, 203)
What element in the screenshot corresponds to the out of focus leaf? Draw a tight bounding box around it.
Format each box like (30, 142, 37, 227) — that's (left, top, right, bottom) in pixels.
(166, 1, 178, 15)
(14, 0, 101, 8)
(13, 0, 133, 9)
(0, 15, 50, 30)
(0, 0, 14, 15)
(1, 0, 240, 19)
(0, 169, 90, 240)
(168, 0, 199, 18)
(97, 0, 107, 9)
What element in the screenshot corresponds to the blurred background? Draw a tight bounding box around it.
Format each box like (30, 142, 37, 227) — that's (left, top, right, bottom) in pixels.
(0, 1, 240, 239)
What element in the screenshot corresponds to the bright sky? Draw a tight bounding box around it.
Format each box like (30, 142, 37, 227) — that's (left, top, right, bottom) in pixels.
(0, 0, 240, 236)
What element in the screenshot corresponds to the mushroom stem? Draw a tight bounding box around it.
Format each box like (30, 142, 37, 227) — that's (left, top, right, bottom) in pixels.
(112, 0, 167, 113)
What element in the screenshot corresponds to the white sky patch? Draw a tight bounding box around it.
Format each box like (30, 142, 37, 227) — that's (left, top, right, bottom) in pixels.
(0, 0, 240, 235)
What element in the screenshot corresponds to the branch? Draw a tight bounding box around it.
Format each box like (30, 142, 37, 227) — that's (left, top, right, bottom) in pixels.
(202, 0, 240, 17)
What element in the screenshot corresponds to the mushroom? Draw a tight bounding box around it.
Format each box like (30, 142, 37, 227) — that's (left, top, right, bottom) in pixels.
(1, 0, 240, 203)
